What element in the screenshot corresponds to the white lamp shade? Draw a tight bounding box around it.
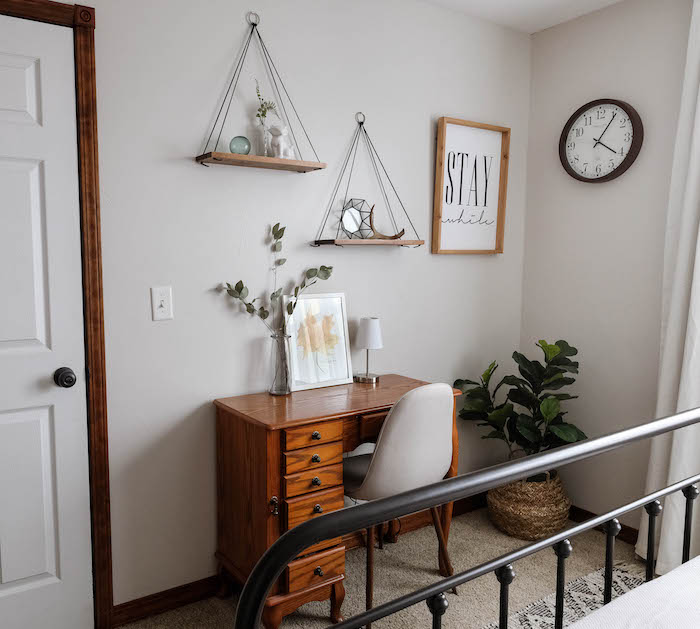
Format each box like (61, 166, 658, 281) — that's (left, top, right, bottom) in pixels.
(356, 317, 383, 350)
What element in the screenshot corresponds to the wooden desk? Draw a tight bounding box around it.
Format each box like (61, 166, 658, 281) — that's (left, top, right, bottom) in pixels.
(213, 374, 459, 628)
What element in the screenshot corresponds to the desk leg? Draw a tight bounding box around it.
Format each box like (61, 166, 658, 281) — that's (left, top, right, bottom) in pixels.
(439, 403, 459, 577)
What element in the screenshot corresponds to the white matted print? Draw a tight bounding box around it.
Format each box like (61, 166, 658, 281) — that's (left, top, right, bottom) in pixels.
(432, 117, 510, 254)
(283, 293, 353, 392)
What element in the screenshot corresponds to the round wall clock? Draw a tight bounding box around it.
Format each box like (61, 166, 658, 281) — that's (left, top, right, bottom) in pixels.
(559, 99, 643, 183)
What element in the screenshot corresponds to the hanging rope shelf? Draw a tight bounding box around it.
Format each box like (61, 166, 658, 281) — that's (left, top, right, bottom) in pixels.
(195, 12, 326, 173)
(313, 113, 424, 247)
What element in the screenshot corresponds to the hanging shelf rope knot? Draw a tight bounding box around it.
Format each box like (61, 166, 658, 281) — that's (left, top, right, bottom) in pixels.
(195, 13, 326, 173)
(313, 113, 424, 247)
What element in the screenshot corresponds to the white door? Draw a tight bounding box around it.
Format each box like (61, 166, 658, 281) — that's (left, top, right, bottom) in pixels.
(0, 14, 94, 629)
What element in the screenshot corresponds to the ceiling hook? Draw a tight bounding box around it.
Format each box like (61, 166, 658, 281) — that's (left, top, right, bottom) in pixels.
(246, 11, 260, 26)
(355, 112, 366, 125)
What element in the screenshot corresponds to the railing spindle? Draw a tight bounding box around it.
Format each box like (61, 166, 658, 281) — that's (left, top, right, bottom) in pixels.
(554, 539, 572, 629)
(426, 592, 448, 629)
(603, 519, 621, 604)
(682, 485, 699, 563)
(495, 564, 515, 629)
(644, 500, 662, 581)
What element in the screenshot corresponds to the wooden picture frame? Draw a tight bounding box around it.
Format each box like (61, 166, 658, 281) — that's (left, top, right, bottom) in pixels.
(283, 293, 353, 392)
(431, 117, 510, 254)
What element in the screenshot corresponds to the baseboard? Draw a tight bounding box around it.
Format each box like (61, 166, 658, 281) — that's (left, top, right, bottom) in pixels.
(569, 505, 639, 546)
(109, 494, 486, 626)
(111, 575, 220, 627)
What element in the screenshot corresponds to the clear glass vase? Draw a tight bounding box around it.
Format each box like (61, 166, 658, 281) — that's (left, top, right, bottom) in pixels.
(258, 118, 271, 157)
(269, 332, 291, 396)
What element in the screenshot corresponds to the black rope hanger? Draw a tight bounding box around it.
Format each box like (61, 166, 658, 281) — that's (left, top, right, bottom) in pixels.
(313, 112, 422, 246)
(200, 12, 321, 164)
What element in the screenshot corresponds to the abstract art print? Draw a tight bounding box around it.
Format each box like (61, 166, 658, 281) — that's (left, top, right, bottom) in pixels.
(283, 293, 353, 392)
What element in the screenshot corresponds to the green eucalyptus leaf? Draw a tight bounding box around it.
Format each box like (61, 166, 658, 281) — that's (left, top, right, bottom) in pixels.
(227, 289, 239, 298)
(245, 303, 255, 314)
(306, 268, 318, 279)
(277, 258, 287, 266)
(276, 226, 286, 239)
(294, 286, 299, 297)
(317, 267, 331, 280)
(273, 241, 282, 252)
(272, 222, 280, 237)
(239, 287, 249, 300)
(270, 288, 283, 300)
(259, 308, 269, 320)
(234, 280, 244, 293)
(287, 302, 294, 315)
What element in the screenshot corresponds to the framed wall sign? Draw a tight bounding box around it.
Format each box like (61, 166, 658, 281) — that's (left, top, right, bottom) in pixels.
(283, 292, 353, 392)
(432, 117, 510, 254)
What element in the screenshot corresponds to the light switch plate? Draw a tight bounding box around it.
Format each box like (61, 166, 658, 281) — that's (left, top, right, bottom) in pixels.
(151, 286, 174, 321)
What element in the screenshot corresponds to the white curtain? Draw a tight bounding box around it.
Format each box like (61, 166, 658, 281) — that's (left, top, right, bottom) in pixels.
(636, 0, 700, 574)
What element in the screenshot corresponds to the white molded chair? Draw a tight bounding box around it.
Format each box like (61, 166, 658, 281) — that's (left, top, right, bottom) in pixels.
(343, 383, 457, 623)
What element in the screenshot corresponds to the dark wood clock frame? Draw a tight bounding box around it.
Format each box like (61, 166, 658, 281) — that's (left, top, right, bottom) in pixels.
(559, 98, 644, 183)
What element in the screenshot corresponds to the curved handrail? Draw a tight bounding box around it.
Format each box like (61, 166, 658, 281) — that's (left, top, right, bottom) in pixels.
(235, 406, 700, 628)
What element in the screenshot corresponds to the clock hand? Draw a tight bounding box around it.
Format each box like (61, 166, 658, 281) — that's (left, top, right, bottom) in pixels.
(596, 140, 617, 154)
(594, 112, 617, 147)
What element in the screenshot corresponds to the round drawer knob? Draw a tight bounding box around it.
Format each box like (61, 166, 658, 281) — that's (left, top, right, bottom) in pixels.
(311, 431, 321, 440)
(311, 476, 321, 486)
(314, 566, 324, 577)
(311, 454, 321, 463)
(313, 504, 323, 514)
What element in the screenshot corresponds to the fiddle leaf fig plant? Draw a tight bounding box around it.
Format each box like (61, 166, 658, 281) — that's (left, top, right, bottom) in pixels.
(224, 223, 333, 333)
(454, 340, 586, 458)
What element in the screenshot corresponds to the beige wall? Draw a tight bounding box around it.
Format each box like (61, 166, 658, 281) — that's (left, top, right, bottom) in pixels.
(522, 0, 692, 526)
(85, 0, 532, 603)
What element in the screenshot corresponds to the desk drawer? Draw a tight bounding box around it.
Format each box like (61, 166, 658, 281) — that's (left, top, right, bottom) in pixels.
(284, 420, 343, 451)
(286, 546, 345, 592)
(284, 441, 343, 474)
(284, 463, 343, 498)
(286, 486, 345, 529)
(359, 411, 388, 441)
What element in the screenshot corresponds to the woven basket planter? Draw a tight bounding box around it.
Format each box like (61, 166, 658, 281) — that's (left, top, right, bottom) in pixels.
(487, 472, 571, 541)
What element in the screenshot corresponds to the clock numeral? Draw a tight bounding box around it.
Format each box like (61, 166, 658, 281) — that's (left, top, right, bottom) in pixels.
(583, 116, 592, 126)
(619, 117, 628, 128)
(567, 141, 575, 151)
(596, 164, 602, 175)
(619, 146, 625, 157)
(574, 155, 579, 163)
(609, 159, 615, 168)
(583, 163, 588, 172)
(575, 127, 584, 138)
(596, 108, 606, 120)
(624, 131, 632, 142)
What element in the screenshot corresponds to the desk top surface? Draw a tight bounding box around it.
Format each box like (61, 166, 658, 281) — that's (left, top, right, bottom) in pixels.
(214, 374, 459, 430)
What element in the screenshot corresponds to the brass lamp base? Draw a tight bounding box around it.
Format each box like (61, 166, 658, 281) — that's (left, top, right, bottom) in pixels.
(354, 373, 380, 384)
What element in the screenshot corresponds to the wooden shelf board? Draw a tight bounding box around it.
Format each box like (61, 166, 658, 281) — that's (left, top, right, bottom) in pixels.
(195, 151, 326, 173)
(313, 239, 425, 247)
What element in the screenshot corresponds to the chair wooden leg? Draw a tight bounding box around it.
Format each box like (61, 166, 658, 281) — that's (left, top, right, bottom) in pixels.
(430, 507, 458, 595)
(378, 522, 384, 549)
(366, 526, 375, 629)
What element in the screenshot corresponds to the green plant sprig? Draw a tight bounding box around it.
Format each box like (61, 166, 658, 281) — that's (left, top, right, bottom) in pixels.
(454, 340, 586, 458)
(255, 80, 277, 122)
(224, 223, 333, 333)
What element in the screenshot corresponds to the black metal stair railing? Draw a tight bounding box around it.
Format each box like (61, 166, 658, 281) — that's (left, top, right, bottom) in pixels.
(234, 407, 700, 629)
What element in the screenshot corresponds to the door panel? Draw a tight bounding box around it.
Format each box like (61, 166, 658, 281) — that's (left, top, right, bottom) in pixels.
(0, 14, 93, 629)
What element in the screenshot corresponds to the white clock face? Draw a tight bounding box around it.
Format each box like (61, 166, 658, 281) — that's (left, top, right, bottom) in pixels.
(564, 103, 634, 180)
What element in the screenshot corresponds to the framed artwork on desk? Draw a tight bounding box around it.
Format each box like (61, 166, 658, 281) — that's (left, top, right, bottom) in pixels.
(432, 117, 510, 254)
(283, 293, 353, 392)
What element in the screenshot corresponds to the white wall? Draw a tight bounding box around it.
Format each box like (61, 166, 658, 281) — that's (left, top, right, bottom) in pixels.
(87, 0, 531, 603)
(522, 0, 691, 526)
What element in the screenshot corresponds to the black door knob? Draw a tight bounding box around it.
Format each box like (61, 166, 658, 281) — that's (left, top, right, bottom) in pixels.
(54, 367, 77, 388)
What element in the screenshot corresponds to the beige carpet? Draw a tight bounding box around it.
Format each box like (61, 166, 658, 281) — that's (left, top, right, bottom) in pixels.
(123, 509, 641, 628)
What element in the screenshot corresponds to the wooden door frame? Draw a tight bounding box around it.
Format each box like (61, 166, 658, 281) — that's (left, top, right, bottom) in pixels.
(0, 2, 113, 627)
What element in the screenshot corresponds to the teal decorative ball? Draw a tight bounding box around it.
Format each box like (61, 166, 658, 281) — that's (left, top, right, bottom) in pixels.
(229, 136, 251, 155)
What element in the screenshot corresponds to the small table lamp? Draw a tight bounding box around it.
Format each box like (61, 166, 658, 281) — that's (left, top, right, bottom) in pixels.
(354, 317, 383, 384)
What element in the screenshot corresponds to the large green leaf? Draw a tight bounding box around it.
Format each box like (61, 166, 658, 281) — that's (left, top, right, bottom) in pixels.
(516, 414, 541, 443)
(482, 430, 507, 442)
(481, 361, 497, 386)
(464, 397, 488, 413)
(549, 393, 579, 401)
(507, 387, 538, 409)
(549, 423, 583, 442)
(541, 376, 575, 391)
(540, 397, 560, 422)
(512, 352, 540, 388)
(538, 340, 561, 362)
(454, 379, 479, 394)
(554, 340, 578, 357)
(459, 409, 486, 422)
(487, 403, 513, 429)
(466, 386, 490, 401)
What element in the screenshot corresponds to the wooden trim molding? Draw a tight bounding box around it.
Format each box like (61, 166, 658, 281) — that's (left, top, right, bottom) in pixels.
(0, 2, 111, 627)
(111, 577, 220, 627)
